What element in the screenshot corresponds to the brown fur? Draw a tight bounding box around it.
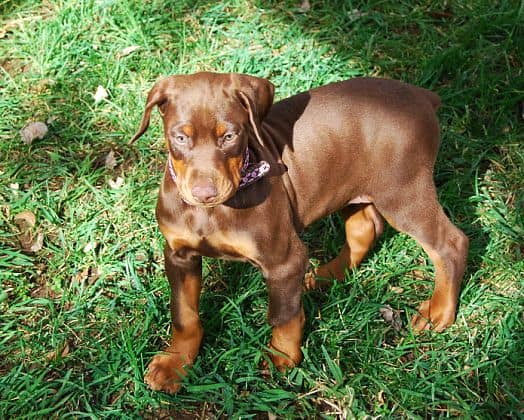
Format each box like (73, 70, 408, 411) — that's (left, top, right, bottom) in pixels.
(131, 72, 468, 393)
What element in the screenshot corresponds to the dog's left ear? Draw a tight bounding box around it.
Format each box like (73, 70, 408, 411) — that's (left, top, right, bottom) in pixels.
(234, 74, 275, 147)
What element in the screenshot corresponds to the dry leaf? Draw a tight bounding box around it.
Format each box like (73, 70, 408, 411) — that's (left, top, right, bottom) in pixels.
(20, 121, 48, 144)
(104, 150, 117, 170)
(45, 342, 70, 362)
(9, 183, 19, 190)
(108, 176, 124, 189)
(31, 284, 59, 299)
(61, 342, 71, 357)
(299, 0, 311, 11)
(46, 115, 58, 124)
(18, 233, 33, 250)
(348, 8, 365, 22)
(83, 242, 97, 253)
(88, 267, 102, 285)
(379, 305, 403, 331)
(94, 85, 108, 103)
(73, 267, 90, 283)
(14, 210, 36, 228)
(29, 232, 44, 252)
(390, 286, 404, 294)
(0, 289, 8, 303)
(377, 390, 385, 406)
(118, 45, 140, 58)
(400, 351, 415, 363)
(14, 210, 43, 252)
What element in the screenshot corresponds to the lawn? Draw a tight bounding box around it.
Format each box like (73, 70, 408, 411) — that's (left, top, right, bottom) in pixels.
(1, 0, 523, 417)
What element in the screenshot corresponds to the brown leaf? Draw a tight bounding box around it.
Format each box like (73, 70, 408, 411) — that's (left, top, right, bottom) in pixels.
(88, 267, 102, 285)
(348, 8, 365, 21)
(104, 150, 118, 170)
(46, 115, 58, 124)
(379, 305, 403, 331)
(299, 0, 311, 12)
(20, 121, 48, 144)
(72, 266, 101, 285)
(400, 351, 415, 363)
(14, 210, 43, 252)
(29, 232, 44, 252)
(390, 286, 404, 294)
(429, 10, 454, 20)
(73, 267, 90, 283)
(14, 210, 36, 228)
(31, 284, 59, 299)
(118, 45, 140, 58)
(45, 342, 70, 362)
(17, 232, 33, 250)
(61, 342, 70, 357)
(377, 390, 385, 406)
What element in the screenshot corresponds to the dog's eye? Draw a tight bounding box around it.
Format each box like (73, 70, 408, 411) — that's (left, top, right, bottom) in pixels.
(174, 134, 189, 145)
(223, 133, 236, 142)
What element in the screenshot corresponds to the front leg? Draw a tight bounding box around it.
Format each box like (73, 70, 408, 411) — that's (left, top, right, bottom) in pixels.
(264, 240, 308, 370)
(145, 246, 203, 393)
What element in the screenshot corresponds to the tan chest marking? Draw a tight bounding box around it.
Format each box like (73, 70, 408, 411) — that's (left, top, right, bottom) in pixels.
(159, 223, 259, 260)
(207, 230, 259, 260)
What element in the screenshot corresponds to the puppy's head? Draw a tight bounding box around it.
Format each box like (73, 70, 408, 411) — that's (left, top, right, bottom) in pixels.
(131, 72, 274, 207)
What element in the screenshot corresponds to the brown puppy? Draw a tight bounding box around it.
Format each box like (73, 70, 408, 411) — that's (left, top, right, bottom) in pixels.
(131, 72, 468, 393)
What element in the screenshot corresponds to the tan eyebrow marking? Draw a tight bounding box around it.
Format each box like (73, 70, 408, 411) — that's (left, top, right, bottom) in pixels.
(215, 122, 228, 137)
(182, 124, 194, 137)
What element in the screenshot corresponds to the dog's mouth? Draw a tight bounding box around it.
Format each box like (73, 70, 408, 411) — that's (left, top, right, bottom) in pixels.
(167, 151, 265, 207)
(182, 192, 234, 208)
(177, 177, 238, 208)
(165, 154, 242, 207)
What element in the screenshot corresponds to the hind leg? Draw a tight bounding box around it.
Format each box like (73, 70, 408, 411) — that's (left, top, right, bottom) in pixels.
(305, 204, 384, 289)
(375, 184, 468, 332)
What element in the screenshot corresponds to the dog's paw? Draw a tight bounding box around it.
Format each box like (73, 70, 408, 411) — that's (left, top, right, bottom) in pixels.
(144, 352, 191, 394)
(264, 342, 302, 372)
(304, 270, 333, 291)
(411, 299, 455, 332)
(304, 271, 317, 291)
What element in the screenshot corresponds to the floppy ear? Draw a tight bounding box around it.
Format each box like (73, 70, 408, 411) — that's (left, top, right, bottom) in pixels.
(129, 78, 171, 144)
(234, 74, 275, 147)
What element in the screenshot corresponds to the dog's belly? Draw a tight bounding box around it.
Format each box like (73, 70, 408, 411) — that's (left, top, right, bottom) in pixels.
(282, 140, 371, 226)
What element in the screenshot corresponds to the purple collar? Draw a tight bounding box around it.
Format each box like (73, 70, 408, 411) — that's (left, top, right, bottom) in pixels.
(167, 148, 270, 190)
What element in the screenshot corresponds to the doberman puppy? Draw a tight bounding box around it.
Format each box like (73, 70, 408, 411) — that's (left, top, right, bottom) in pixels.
(130, 72, 468, 393)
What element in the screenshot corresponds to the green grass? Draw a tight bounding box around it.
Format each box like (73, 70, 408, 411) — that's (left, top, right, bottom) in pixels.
(1, 0, 523, 417)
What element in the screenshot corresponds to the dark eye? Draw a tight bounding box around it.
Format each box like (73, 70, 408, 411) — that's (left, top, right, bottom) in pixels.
(223, 132, 236, 142)
(174, 134, 188, 145)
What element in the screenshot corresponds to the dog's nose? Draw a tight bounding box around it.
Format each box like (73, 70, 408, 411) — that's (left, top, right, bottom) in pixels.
(191, 182, 218, 203)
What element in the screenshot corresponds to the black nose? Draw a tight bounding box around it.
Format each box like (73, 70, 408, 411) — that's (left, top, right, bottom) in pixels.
(191, 182, 218, 203)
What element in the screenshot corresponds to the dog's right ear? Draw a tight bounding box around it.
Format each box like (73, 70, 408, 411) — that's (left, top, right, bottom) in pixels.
(129, 78, 170, 144)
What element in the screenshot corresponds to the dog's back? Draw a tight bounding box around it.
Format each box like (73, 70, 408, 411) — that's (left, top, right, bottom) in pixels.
(263, 78, 442, 225)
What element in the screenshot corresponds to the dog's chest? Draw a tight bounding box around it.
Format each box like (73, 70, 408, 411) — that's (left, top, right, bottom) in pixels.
(159, 217, 259, 262)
